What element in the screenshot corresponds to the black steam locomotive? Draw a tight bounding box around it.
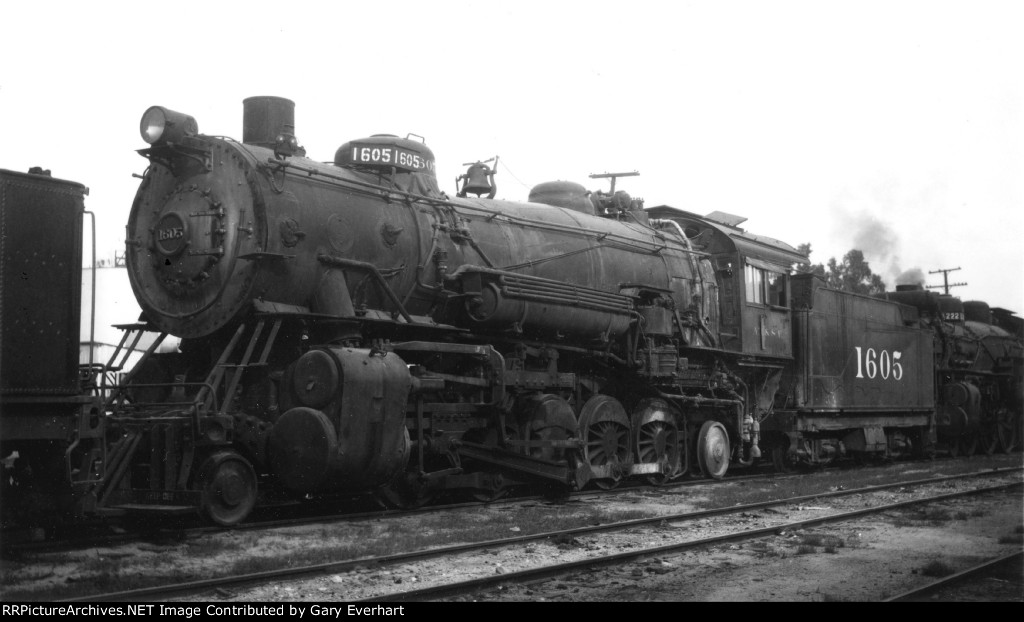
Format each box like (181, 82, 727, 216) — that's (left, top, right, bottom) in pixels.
(1, 96, 1021, 527)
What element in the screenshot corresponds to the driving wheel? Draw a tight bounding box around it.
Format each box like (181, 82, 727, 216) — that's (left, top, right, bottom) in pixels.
(636, 419, 682, 486)
(580, 395, 631, 490)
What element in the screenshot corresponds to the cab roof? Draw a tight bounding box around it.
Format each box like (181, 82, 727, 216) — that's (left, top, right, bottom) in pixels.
(646, 205, 807, 269)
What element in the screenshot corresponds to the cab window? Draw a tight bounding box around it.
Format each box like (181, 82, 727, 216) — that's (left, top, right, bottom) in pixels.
(745, 264, 788, 308)
(745, 265, 765, 304)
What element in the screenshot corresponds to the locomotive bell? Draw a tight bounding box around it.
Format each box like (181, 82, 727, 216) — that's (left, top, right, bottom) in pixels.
(457, 161, 496, 198)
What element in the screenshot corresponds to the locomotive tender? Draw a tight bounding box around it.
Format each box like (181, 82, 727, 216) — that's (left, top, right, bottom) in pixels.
(1, 96, 1020, 527)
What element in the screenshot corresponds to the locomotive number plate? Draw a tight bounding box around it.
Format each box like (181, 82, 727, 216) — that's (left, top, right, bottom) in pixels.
(347, 144, 435, 173)
(853, 347, 904, 380)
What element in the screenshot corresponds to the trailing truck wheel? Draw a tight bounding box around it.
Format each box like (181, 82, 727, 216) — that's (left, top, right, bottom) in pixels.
(697, 421, 730, 480)
(197, 451, 257, 527)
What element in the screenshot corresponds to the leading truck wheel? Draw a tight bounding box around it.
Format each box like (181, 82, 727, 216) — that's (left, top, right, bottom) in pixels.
(697, 421, 730, 480)
(197, 451, 257, 527)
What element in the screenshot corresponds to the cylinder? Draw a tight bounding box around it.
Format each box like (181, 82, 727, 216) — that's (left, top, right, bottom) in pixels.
(243, 96, 296, 148)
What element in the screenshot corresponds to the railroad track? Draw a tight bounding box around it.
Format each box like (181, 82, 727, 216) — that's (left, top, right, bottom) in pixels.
(1, 467, 773, 556)
(882, 552, 1023, 602)
(56, 466, 1022, 602)
(355, 481, 1023, 602)
(5, 453, 1009, 556)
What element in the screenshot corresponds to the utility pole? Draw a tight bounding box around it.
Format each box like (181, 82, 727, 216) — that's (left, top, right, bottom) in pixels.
(589, 171, 639, 193)
(927, 267, 967, 295)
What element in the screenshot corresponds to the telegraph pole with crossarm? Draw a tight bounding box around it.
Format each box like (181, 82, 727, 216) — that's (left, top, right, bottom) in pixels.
(927, 267, 967, 295)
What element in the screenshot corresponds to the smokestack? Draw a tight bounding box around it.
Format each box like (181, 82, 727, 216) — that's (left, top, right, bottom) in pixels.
(243, 96, 296, 148)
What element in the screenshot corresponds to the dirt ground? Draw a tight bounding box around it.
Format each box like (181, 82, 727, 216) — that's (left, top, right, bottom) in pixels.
(2, 455, 1022, 602)
(232, 457, 1024, 602)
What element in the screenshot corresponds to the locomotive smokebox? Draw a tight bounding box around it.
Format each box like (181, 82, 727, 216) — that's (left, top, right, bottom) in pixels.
(243, 96, 296, 148)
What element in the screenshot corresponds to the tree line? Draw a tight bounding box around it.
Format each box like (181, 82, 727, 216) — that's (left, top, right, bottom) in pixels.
(794, 243, 886, 295)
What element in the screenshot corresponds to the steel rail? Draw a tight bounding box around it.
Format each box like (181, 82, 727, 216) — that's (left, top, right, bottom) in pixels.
(881, 551, 1023, 602)
(356, 482, 1023, 602)
(59, 467, 1021, 603)
(1, 463, 784, 555)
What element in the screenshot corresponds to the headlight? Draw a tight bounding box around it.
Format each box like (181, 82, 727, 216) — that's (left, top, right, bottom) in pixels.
(140, 106, 198, 145)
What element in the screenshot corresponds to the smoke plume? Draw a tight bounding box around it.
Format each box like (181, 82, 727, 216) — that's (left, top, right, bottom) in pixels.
(896, 267, 926, 286)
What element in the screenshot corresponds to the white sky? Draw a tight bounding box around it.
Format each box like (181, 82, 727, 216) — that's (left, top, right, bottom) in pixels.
(2, 0, 1021, 319)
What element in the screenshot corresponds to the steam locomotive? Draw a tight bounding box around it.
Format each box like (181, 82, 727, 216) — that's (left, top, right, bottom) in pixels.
(1, 96, 1020, 528)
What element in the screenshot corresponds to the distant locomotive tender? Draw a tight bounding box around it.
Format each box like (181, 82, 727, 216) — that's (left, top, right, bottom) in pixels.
(874, 288, 1023, 457)
(1, 96, 1020, 527)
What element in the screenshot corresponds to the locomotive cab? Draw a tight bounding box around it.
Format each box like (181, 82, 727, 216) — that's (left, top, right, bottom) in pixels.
(645, 206, 803, 359)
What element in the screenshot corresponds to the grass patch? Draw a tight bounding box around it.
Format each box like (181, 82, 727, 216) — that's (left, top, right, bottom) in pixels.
(796, 545, 817, 555)
(183, 537, 244, 555)
(2, 501, 663, 601)
(998, 534, 1023, 544)
(893, 506, 959, 526)
(709, 453, 1022, 510)
(921, 560, 955, 577)
(921, 508, 953, 523)
(0, 564, 55, 586)
(800, 533, 844, 548)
